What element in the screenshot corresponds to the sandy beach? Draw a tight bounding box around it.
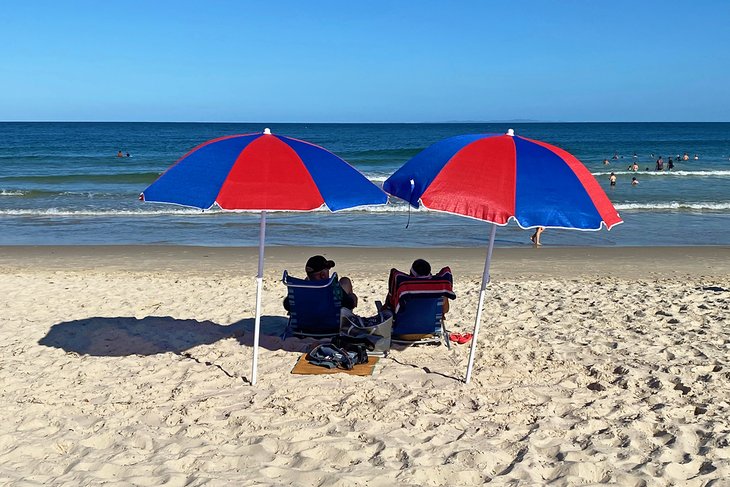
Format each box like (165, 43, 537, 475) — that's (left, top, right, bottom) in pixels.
(1, 245, 729, 486)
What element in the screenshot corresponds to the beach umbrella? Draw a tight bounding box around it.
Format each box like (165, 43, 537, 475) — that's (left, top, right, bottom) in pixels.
(141, 128, 388, 385)
(383, 129, 622, 384)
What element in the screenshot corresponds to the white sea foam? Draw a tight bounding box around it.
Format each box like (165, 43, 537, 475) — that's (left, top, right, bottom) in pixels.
(0, 208, 215, 216)
(4, 201, 728, 217)
(0, 190, 26, 196)
(592, 170, 730, 177)
(615, 201, 730, 210)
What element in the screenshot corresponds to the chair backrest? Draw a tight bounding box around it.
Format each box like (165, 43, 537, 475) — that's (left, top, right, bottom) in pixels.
(394, 294, 445, 335)
(387, 267, 456, 336)
(283, 270, 341, 336)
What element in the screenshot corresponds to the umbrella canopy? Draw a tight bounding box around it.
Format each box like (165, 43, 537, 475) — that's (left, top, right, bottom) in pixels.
(141, 129, 387, 385)
(384, 129, 622, 230)
(142, 128, 386, 211)
(383, 129, 622, 383)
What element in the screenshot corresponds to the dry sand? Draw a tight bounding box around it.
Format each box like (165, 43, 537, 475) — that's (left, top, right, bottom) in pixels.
(1, 245, 729, 486)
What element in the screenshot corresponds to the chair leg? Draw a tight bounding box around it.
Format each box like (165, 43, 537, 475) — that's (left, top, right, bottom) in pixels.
(280, 317, 293, 340)
(441, 320, 451, 350)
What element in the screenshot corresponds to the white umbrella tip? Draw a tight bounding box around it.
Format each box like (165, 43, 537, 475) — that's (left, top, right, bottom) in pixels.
(263, 128, 272, 135)
(506, 128, 515, 137)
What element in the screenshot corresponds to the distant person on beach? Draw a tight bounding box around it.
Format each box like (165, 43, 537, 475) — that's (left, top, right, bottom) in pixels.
(609, 172, 617, 186)
(612, 152, 619, 160)
(683, 153, 690, 161)
(694, 154, 699, 160)
(531, 226, 544, 246)
(631, 177, 639, 186)
(126, 152, 131, 157)
(656, 156, 664, 171)
(668, 158, 674, 171)
(283, 255, 358, 312)
(117, 150, 123, 157)
(603, 159, 610, 165)
(628, 162, 639, 171)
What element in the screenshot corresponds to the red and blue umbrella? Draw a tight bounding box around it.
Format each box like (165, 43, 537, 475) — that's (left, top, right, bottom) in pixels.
(142, 128, 386, 211)
(141, 128, 387, 385)
(384, 129, 622, 230)
(384, 129, 622, 383)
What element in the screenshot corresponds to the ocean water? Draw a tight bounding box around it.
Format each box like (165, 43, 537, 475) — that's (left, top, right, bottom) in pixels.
(1, 122, 729, 248)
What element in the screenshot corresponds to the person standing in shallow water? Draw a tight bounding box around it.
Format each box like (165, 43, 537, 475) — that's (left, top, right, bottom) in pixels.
(609, 172, 617, 186)
(531, 227, 544, 246)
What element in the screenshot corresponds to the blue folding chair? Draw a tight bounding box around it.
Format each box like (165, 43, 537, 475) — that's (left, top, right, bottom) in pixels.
(281, 271, 342, 339)
(391, 295, 451, 349)
(383, 267, 455, 348)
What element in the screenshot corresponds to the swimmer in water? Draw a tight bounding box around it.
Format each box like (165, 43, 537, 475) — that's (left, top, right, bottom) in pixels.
(631, 177, 639, 186)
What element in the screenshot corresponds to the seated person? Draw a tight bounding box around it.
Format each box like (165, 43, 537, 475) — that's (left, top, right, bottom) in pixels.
(382, 258, 453, 315)
(283, 255, 358, 311)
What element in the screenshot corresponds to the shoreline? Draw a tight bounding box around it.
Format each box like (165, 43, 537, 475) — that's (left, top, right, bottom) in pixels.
(2, 244, 729, 279)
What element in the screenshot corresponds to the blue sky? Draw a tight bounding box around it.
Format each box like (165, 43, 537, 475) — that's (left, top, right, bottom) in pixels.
(2, 1, 729, 122)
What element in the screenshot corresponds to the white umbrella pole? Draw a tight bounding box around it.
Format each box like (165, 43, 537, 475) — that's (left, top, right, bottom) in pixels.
(251, 211, 267, 386)
(465, 223, 497, 384)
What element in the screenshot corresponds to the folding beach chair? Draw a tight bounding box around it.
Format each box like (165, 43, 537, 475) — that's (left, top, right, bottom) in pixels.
(385, 267, 456, 348)
(281, 271, 342, 339)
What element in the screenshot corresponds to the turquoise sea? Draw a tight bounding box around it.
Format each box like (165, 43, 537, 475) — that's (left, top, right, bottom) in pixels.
(1, 122, 729, 247)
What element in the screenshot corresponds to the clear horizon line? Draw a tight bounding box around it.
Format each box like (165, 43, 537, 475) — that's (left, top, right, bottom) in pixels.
(1, 120, 729, 124)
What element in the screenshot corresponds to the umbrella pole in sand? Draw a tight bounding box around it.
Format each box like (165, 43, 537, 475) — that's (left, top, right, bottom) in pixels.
(465, 223, 497, 384)
(251, 211, 267, 385)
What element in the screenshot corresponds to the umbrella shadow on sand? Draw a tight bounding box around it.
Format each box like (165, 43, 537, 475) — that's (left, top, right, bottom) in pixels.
(39, 315, 307, 357)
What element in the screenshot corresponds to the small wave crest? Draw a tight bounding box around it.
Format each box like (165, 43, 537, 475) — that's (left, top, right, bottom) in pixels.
(592, 170, 730, 177)
(344, 148, 421, 158)
(0, 172, 162, 184)
(616, 201, 730, 210)
(0, 189, 118, 198)
(0, 208, 214, 217)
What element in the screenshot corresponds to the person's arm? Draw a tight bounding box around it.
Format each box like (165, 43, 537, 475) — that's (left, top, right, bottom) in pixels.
(442, 296, 450, 314)
(339, 277, 358, 309)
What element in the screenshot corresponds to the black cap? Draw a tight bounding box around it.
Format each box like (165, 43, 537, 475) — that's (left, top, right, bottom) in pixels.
(305, 255, 335, 274)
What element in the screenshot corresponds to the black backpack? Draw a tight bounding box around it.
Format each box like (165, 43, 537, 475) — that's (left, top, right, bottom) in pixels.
(306, 342, 368, 370)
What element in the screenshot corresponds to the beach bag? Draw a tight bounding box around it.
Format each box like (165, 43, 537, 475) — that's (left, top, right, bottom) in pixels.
(306, 343, 368, 370)
(339, 308, 393, 356)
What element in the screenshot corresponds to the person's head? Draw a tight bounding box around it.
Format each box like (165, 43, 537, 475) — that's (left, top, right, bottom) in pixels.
(305, 255, 335, 280)
(410, 259, 432, 277)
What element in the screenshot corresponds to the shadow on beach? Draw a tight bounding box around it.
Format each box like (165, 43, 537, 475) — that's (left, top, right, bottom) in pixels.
(39, 315, 314, 357)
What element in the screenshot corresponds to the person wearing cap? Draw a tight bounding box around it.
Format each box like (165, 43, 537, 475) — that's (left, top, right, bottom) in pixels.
(283, 255, 358, 311)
